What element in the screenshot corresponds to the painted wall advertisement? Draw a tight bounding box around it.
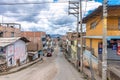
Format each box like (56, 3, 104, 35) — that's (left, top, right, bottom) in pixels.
(14, 40, 27, 64)
(7, 40, 27, 67)
(7, 45, 15, 67)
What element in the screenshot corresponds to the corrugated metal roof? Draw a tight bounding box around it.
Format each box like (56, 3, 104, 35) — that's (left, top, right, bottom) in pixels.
(0, 37, 29, 47)
(0, 37, 20, 47)
(82, 5, 120, 23)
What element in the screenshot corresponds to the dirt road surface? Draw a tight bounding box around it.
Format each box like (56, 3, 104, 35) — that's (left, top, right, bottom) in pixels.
(0, 46, 84, 80)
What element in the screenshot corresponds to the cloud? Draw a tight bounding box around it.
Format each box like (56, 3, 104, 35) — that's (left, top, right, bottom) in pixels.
(0, 0, 102, 35)
(51, 15, 76, 25)
(0, 0, 50, 23)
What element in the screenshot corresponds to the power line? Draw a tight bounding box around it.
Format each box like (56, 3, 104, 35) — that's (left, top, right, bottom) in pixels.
(0, 1, 68, 5)
(83, 0, 88, 16)
(0, 1, 106, 5)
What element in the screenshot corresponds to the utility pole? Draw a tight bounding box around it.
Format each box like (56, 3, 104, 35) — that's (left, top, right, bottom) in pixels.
(102, 0, 108, 80)
(68, 1, 79, 67)
(79, 0, 83, 72)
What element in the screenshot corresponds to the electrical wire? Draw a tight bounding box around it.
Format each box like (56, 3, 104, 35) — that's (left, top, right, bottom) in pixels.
(83, 0, 88, 17)
(0, 1, 69, 5)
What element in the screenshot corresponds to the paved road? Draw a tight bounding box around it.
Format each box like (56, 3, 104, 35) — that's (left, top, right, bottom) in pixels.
(0, 46, 84, 80)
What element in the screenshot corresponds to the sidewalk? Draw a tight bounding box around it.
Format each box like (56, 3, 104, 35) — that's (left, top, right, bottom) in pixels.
(64, 52, 102, 80)
(0, 58, 43, 76)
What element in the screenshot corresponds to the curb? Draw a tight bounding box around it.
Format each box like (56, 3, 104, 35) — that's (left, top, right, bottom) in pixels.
(0, 58, 43, 76)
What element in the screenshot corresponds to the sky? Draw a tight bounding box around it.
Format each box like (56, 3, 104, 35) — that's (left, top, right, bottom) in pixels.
(0, 0, 117, 35)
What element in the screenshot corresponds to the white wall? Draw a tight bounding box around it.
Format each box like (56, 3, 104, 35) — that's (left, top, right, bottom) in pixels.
(6, 40, 27, 67)
(14, 40, 27, 65)
(6, 44, 15, 67)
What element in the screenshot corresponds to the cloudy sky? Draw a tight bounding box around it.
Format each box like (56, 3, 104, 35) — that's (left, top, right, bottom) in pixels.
(0, 0, 116, 35)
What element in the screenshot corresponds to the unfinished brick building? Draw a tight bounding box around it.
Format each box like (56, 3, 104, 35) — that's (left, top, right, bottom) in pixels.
(21, 31, 46, 61)
(0, 23, 21, 37)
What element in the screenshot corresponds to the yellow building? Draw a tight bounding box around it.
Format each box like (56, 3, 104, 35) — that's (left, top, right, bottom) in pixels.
(71, 40, 77, 64)
(66, 32, 85, 67)
(66, 32, 78, 65)
(83, 5, 120, 71)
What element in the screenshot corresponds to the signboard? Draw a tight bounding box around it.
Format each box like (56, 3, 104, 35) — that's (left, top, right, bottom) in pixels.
(98, 48, 102, 54)
(117, 40, 120, 55)
(98, 42, 102, 54)
(112, 44, 117, 50)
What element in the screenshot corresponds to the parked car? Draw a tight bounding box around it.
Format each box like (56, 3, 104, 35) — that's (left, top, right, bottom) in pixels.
(47, 52, 52, 57)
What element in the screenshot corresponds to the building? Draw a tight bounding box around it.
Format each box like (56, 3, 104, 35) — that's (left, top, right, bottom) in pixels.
(60, 35, 67, 52)
(21, 31, 46, 51)
(83, 5, 120, 79)
(66, 32, 73, 59)
(41, 35, 47, 50)
(21, 31, 46, 61)
(0, 23, 21, 37)
(0, 37, 29, 71)
(65, 32, 85, 67)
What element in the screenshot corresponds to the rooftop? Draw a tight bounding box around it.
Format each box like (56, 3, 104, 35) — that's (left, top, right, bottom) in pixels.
(0, 37, 29, 47)
(82, 5, 120, 23)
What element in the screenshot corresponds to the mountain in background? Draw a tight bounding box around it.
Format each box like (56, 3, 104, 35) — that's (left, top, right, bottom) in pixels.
(50, 34, 63, 38)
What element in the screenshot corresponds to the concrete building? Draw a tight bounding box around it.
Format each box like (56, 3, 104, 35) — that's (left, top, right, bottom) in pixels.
(0, 23, 21, 37)
(0, 37, 29, 71)
(65, 32, 85, 68)
(83, 5, 120, 79)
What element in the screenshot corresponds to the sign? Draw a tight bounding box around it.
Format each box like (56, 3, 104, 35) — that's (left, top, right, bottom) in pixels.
(7, 45, 14, 67)
(112, 44, 117, 50)
(117, 40, 120, 55)
(98, 48, 102, 54)
(98, 42, 102, 54)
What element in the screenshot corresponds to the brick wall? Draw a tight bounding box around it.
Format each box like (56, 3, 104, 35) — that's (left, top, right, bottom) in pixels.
(21, 31, 46, 51)
(0, 25, 21, 37)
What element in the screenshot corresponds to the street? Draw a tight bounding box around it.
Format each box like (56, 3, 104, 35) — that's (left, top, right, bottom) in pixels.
(0, 46, 84, 80)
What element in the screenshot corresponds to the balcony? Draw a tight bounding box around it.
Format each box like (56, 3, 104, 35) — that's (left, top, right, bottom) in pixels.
(107, 25, 120, 30)
(107, 25, 120, 36)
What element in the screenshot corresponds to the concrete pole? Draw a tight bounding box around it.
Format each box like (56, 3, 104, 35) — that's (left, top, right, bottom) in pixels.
(79, 0, 83, 72)
(68, 1, 79, 68)
(76, 13, 79, 68)
(102, 0, 108, 80)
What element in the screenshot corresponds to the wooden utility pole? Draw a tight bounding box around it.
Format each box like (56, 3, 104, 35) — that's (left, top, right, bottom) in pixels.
(79, 0, 83, 72)
(102, 0, 108, 80)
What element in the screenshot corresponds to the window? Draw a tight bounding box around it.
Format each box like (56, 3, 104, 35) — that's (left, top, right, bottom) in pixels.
(11, 32, 14, 37)
(0, 47, 5, 54)
(42, 38, 46, 41)
(71, 41, 74, 46)
(90, 21, 97, 29)
(0, 48, 3, 52)
(0, 32, 3, 37)
(78, 34, 81, 37)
